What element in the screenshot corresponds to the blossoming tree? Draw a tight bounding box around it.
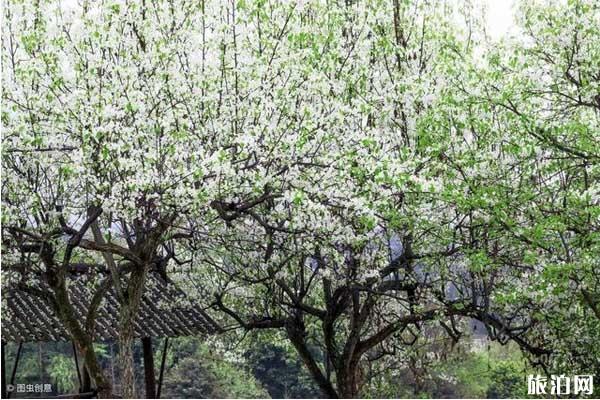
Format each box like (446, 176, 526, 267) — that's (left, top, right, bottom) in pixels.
(2, 0, 598, 398)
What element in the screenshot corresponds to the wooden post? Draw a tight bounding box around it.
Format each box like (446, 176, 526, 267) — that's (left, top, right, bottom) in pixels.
(156, 338, 169, 399)
(2, 341, 7, 399)
(7, 341, 23, 399)
(141, 337, 156, 399)
(38, 343, 44, 398)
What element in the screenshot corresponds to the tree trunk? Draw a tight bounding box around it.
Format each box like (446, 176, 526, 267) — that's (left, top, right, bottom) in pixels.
(336, 352, 364, 399)
(53, 280, 112, 398)
(82, 366, 92, 393)
(119, 332, 136, 399)
(119, 267, 148, 399)
(337, 366, 361, 399)
(78, 340, 111, 397)
(286, 321, 339, 398)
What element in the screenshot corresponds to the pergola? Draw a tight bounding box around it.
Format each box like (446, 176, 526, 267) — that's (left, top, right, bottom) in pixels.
(1, 268, 221, 398)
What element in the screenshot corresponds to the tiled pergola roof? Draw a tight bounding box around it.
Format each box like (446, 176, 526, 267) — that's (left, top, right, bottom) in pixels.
(1, 270, 220, 342)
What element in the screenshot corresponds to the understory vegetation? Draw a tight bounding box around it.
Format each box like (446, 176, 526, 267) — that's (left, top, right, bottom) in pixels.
(3, 337, 531, 398)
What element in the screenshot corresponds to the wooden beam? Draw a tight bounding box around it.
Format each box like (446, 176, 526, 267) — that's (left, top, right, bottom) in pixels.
(38, 343, 45, 398)
(156, 338, 169, 399)
(2, 341, 7, 398)
(141, 337, 156, 398)
(7, 341, 23, 399)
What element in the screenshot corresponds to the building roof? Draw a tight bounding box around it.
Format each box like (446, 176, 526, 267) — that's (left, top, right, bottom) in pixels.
(1, 270, 221, 342)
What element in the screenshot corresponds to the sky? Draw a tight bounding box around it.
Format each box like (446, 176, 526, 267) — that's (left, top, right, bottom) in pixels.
(481, 0, 517, 39)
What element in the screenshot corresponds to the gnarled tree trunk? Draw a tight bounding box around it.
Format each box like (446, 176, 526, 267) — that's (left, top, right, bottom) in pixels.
(53, 280, 112, 398)
(118, 267, 149, 399)
(337, 363, 363, 398)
